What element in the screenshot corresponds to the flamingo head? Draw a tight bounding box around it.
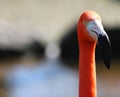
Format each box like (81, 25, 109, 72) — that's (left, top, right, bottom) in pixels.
(77, 11, 111, 69)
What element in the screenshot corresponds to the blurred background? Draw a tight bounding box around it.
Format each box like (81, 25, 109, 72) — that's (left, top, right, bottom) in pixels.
(0, 0, 119, 97)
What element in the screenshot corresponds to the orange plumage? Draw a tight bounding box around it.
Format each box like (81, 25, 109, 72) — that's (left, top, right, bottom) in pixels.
(77, 11, 111, 97)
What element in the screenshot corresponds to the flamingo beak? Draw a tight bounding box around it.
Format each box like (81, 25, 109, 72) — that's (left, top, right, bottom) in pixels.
(86, 20, 111, 69)
(98, 33, 111, 69)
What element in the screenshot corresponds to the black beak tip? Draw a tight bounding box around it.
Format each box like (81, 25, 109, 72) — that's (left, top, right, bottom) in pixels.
(104, 53, 111, 70)
(98, 34, 111, 70)
(105, 63, 110, 70)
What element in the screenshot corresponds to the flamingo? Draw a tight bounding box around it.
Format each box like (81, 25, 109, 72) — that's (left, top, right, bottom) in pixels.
(77, 11, 111, 97)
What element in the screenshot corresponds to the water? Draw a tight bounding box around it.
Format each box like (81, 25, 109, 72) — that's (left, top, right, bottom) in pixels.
(6, 59, 78, 97)
(4, 58, 120, 97)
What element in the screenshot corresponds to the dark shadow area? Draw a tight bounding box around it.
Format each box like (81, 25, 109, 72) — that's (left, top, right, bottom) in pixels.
(0, 41, 45, 60)
(60, 25, 79, 68)
(27, 41, 45, 58)
(0, 49, 25, 59)
(105, 27, 120, 59)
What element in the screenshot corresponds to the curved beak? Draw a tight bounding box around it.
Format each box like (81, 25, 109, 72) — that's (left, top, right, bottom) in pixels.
(98, 33, 111, 69)
(86, 20, 111, 69)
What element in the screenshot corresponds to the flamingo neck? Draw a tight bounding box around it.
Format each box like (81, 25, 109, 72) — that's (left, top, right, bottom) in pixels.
(79, 41, 97, 97)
